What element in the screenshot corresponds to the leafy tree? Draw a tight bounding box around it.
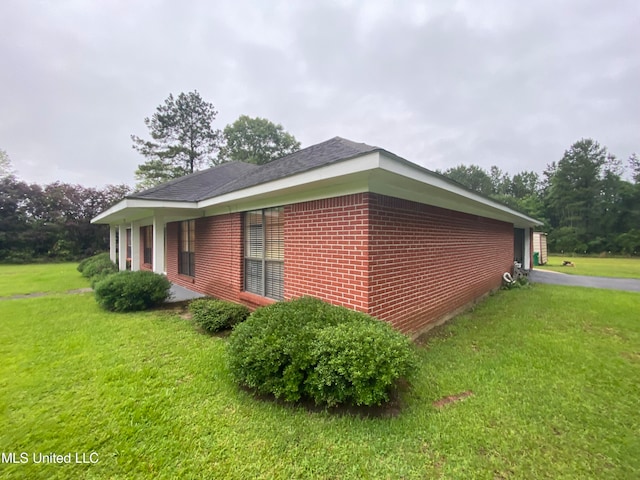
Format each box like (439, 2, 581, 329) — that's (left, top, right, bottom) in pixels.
(218, 115, 300, 165)
(0, 175, 129, 262)
(616, 229, 640, 255)
(548, 226, 585, 254)
(0, 149, 15, 179)
(629, 153, 640, 184)
(490, 165, 510, 195)
(545, 139, 608, 239)
(509, 171, 540, 199)
(439, 164, 493, 196)
(438, 139, 638, 255)
(132, 91, 222, 189)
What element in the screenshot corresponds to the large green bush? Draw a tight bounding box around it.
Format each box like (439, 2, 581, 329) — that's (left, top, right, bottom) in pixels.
(94, 270, 171, 312)
(189, 298, 249, 333)
(78, 252, 109, 273)
(227, 297, 416, 407)
(78, 252, 117, 279)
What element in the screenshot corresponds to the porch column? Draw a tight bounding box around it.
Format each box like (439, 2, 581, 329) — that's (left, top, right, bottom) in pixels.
(523, 227, 531, 270)
(131, 222, 141, 271)
(109, 225, 117, 263)
(153, 215, 166, 274)
(117, 224, 127, 271)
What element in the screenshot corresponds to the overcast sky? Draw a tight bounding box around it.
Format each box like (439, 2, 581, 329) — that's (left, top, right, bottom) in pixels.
(1, 0, 638, 187)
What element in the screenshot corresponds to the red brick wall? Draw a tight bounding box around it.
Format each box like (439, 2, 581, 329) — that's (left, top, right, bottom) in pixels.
(166, 214, 244, 303)
(165, 222, 180, 281)
(284, 194, 370, 312)
(164, 192, 514, 335)
(367, 194, 513, 334)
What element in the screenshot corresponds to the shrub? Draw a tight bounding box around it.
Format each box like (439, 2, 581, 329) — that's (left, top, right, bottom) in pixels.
(227, 297, 416, 407)
(79, 253, 117, 279)
(89, 271, 115, 289)
(94, 270, 171, 312)
(189, 298, 249, 333)
(78, 252, 110, 273)
(306, 320, 416, 406)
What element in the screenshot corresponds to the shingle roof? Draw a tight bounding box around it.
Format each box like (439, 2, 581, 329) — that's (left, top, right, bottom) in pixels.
(129, 161, 260, 202)
(129, 137, 380, 203)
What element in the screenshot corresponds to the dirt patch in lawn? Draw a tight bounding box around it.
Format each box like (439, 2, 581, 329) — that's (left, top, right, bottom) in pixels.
(432, 390, 474, 409)
(621, 351, 640, 363)
(0, 287, 93, 300)
(415, 323, 455, 347)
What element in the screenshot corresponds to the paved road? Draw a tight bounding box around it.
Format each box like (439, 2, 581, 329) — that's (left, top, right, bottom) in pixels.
(529, 269, 640, 292)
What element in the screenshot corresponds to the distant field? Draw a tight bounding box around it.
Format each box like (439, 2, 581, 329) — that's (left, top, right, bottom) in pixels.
(0, 263, 89, 296)
(537, 255, 640, 279)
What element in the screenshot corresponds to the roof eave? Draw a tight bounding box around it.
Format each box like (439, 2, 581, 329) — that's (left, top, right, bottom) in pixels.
(92, 148, 542, 228)
(376, 152, 542, 226)
(91, 198, 199, 224)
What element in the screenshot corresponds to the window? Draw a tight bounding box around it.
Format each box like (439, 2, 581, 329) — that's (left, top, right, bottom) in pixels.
(178, 220, 196, 276)
(244, 207, 283, 300)
(142, 226, 153, 265)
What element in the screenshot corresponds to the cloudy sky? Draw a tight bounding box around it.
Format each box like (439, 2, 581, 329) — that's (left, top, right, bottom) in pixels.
(1, 0, 638, 187)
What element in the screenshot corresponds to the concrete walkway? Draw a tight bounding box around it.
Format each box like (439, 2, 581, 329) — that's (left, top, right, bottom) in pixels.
(1, 284, 205, 303)
(529, 269, 640, 292)
(167, 283, 206, 303)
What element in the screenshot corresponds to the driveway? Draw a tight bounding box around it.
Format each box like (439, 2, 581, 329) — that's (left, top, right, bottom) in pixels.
(529, 269, 640, 292)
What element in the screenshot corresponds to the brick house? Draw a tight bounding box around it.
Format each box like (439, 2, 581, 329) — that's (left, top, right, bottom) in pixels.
(92, 137, 540, 335)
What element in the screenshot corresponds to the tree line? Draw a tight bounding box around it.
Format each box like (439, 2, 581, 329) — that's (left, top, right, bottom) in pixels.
(0, 150, 130, 262)
(2, 89, 637, 263)
(0, 91, 302, 263)
(438, 139, 640, 255)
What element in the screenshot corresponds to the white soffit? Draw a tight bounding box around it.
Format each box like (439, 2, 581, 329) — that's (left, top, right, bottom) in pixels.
(91, 198, 199, 224)
(376, 153, 541, 226)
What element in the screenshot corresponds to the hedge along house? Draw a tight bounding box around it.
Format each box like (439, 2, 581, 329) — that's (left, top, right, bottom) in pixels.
(92, 137, 540, 335)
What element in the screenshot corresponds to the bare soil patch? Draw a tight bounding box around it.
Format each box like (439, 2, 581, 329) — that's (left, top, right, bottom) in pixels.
(432, 390, 474, 409)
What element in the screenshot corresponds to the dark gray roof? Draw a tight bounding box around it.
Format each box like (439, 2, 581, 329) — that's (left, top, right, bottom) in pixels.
(129, 137, 380, 202)
(129, 161, 259, 202)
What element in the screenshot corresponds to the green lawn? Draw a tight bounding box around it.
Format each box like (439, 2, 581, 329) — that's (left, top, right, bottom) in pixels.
(1, 266, 639, 479)
(537, 255, 640, 279)
(0, 263, 89, 296)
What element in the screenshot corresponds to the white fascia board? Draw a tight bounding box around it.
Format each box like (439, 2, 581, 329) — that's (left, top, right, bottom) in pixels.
(201, 173, 371, 216)
(92, 150, 541, 228)
(377, 153, 542, 226)
(91, 198, 198, 224)
(196, 152, 381, 210)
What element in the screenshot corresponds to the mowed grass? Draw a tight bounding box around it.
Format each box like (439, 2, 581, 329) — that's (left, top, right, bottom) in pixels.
(0, 263, 89, 296)
(537, 255, 640, 279)
(1, 265, 639, 479)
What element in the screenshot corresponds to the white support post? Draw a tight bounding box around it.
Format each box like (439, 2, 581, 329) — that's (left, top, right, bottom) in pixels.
(523, 227, 531, 270)
(153, 215, 166, 274)
(131, 222, 141, 271)
(118, 224, 127, 271)
(109, 226, 117, 264)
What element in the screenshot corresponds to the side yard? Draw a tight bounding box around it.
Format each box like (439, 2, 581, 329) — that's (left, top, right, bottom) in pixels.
(0, 265, 638, 479)
(536, 255, 640, 279)
(0, 263, 89, 297)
